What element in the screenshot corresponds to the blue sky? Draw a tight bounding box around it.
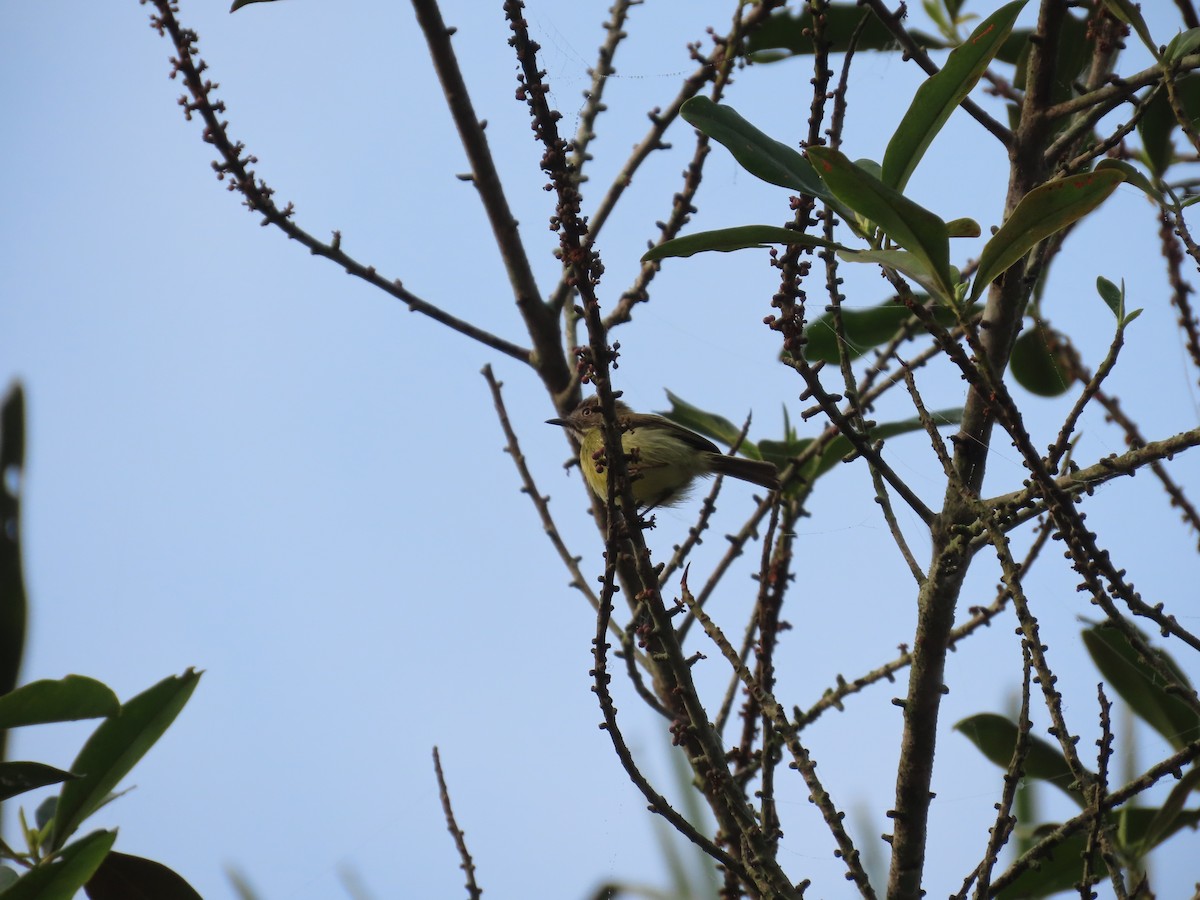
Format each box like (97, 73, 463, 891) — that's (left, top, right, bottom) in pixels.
(2, 2, 1199, 898)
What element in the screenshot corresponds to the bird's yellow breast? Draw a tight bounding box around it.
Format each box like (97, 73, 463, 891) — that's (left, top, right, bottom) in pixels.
(578, 424, 711, 507)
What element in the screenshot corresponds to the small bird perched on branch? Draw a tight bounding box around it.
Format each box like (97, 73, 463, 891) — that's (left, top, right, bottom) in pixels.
(547, 396, 780, 509)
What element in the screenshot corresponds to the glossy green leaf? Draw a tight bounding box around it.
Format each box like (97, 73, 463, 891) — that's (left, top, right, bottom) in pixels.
(1083, 624, 1200, 751)
(971, 168, 1125, 302)
(746, 4, 947, 58)
(0, 761, 76, 802)
(50, 670, 201, 851)
(642, 226, 844, 262)
(955, 713, 1085, 802)
(0, 676, 119, 729)
(807, 147, 954, 298)
(1, 830, 115, 900)
(1164, 27, 1200, 65)
(680, 97, 833, 202)
(658, 392, 761, 459)
(1010, 325, 1073, 397)
(882, 1, 1026, 193)
(83, 851, 204, 900)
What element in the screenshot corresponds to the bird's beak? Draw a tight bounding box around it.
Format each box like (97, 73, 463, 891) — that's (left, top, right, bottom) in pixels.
(546, 417, 567, 427)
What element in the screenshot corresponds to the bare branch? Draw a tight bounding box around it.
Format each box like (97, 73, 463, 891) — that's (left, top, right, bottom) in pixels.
(146, 0, 534, 366)
(432, 747, 484, 900)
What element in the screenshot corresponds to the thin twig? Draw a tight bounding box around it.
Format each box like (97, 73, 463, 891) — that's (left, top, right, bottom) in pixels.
(146, 0, 535, 367)
(481, 365, 606, 617)
(432, 747, 483, 900)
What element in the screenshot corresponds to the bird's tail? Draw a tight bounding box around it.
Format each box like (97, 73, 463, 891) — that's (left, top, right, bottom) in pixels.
(707, 454, 781, 491)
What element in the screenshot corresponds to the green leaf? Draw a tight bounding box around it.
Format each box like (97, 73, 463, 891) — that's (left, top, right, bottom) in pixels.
(1010, 324, 1073, 397)
(946, 217, 981, 238)
(0, 676, 119, 729)
(1096, 276, 1123, 319)
(806, 147, 954, 298)
(804, 299, 929, 362)
(50, 670, 201, 851)
(954, 713, 1085, 803)
(1100, 0, 1160, 60)
(680, 97, 834, 202)
(835, 248, 948, 299)
(802, 296, 977, 362)
(83, 851, 204, 900)
(1010, 13, 1091, 109)
(658, 392, 761, 459)
(0, 761, 76, 802)
(1094, 158, 1160, 203)
(760, 409, 961, 482)
(1083, 624, 1200, 751)
(0, 384, 28, 759)
(642, 225, 844, 262)
(995, 826, 1096, 898)
(971, 167, 1125, 302)
(1130, 766, 1200, 855)
(1137, 76, 1200, 177)
(36, 796, 58, 830)
(746, 4, 948, 58)
(882, 1, 1026, 193)
(1, 830, 116, 900)
(1164, 27, 1200, 65)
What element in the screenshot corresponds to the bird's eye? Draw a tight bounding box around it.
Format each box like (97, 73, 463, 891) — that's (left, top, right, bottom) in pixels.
(581, 407, 592, 417)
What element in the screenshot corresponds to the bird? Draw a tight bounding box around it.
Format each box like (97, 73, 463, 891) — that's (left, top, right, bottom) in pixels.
(547, 396, 780, 508)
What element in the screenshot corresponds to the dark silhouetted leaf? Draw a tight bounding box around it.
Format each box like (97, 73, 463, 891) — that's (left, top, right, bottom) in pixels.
(1, 383, 27, 757)
(0, 761, 77, 802)
(85, 851, 204, 900)
(746, 4, 946, 59)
